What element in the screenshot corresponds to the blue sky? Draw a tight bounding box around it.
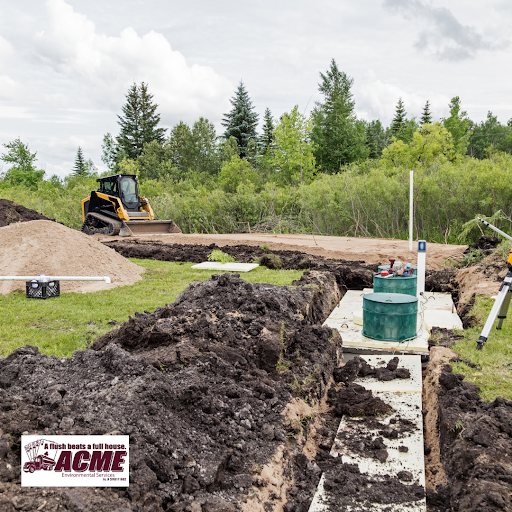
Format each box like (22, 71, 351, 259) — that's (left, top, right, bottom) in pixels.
(0, 0, 511, 177)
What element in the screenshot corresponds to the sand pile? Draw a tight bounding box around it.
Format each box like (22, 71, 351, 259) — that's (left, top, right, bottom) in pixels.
(0, 220, 144, 294)
(0, 198, 55, 227)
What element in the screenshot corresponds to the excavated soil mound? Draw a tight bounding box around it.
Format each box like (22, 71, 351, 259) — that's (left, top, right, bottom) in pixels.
(103, 240, 315, 270)
(93, 272, 341, 403)
(104, 239, 466, 297)
(103, 239, 379, 273)
(428, 363, 512, 512)
(455, 251, 506, 306)
(0, 273, 342, 512)
(0, 198, 54, 227)
(0, 220, 143, 294)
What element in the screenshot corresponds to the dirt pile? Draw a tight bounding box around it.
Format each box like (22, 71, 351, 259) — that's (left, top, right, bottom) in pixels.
(98, 232, 467, 270)
(103, 240, 315, 270)
(427, 362, 512, 512)
(333, 356, 411, 383)
(466, 235, 500, 255)
(315, 454, 425, 511)
(93, 271, 341, 403)
(0, 273, 342, 511)
(104, 239, 378, 293)
(0, 220, 143, 294)
(0, 198, 55, 228)
(455, 250, 507, 306)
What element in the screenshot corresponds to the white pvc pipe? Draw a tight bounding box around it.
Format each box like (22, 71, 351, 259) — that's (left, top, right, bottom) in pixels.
(0, 276, 111, 284)
(409, 170, 414, 252)
(417, 240, 426, 297)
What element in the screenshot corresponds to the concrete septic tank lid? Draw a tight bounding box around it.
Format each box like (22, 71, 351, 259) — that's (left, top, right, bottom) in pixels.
(191, 262, 259, 272)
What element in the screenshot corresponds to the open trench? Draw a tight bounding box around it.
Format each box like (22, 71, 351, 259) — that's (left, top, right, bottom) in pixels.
(0, 241, 510, 511)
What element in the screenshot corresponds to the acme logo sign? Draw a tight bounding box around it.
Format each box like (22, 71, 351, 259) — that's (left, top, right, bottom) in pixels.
(21, 435, 129, 487)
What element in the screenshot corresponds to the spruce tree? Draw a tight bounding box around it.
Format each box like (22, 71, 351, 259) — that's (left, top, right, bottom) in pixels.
(222, 81, 259, 157)
(390, 98, 407, 135)
(259, 108, 274, 152)
(72, 147, 87, 176)
(421, 100, 432, 125)
(311, 59, 368, 172)
(117, 82, 166, 160)
(365, 120, 389, 159)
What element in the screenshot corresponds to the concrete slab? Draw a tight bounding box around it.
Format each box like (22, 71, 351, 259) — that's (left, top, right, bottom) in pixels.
(324, 316, 430, 355)
(308, 360, 426, 512)
(423, 310, 463, 330)
(191, 262, 259, 272)
(323, 289, 461, 355)
(353, 355, 422, 393)
(420, 292, 455, 311)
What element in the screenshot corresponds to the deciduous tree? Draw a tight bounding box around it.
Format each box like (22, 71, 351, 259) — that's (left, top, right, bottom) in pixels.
(0, 138, 44, 189)
(468, 112, 511, 159)
(273, 106, 316, 185)
(443, 96, 471, 155)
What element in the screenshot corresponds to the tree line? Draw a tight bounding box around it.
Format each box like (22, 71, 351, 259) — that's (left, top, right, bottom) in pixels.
(1, 58, 512, 193)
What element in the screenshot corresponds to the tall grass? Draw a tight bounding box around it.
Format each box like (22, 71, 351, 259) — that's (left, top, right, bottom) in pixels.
(3, 153, 512, 244)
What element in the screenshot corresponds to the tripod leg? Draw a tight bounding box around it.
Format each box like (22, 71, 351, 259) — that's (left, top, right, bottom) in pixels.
(477, 274, 512, 350)
(497, 289, 512, 330)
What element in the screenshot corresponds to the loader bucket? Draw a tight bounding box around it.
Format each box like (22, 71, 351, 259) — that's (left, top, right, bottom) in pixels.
(120, 220, 182, 236)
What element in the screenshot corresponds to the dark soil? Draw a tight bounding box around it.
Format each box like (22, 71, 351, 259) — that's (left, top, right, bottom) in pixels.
(103, 240, 318, 270)
(457, 293, 477, 328)
(333, 356, 411, 384)
(428, 327, 465, 349)
(465, 235, 500, 255)
(103, 240, 378, 289)
(428, 363, 512, 512)
(0, 198, 55, 227)
(314, 454, 425, 511)
(425, 268, 458, 294)
(0, 272, 342, 511)
(307, 384, 425, 511)
(327, 383, 392, 418)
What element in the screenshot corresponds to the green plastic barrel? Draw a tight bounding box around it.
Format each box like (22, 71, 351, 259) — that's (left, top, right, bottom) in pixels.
(373, 275, 417, 296)
(378, 264, 417, 275)
(362, 293, 418, 342)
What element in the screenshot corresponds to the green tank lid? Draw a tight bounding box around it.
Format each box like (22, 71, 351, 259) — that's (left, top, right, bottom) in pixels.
(363, 293, 418, 342)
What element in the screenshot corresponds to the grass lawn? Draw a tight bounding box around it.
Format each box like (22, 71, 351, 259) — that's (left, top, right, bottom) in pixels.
(0, 259, 304, 358)
(450, 294, 512, 401)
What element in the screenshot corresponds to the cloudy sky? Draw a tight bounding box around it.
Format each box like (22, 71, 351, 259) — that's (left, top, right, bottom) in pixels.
(0, 0, 511, 177)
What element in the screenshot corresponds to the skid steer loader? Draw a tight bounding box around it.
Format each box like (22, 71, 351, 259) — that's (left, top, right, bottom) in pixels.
(81, 174, 181, 236)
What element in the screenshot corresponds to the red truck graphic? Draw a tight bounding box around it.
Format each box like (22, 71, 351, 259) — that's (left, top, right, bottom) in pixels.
(23, 454, 56, 473)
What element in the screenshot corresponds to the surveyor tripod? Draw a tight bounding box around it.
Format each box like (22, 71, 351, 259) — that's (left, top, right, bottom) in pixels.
(476, 217, 512, 350)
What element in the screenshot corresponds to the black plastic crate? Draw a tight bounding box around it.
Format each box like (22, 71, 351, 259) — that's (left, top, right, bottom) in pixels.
(26, 280, 60, 299)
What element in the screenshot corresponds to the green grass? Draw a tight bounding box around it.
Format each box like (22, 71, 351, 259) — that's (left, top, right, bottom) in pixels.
(0, 259, 304, 358)
(207, 249, 237, 264)
(451, 294, 512, 401)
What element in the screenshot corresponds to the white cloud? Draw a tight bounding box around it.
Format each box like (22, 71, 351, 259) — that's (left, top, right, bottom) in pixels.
(34, 0, 232, 121)
(0, 104, 33, 118)
(0, 76, 19, 101)
(0, 35, 13, 63)
(384, 0, 509, 61)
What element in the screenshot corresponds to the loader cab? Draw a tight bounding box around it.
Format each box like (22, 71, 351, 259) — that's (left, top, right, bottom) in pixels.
(97, 175, 140, 211)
